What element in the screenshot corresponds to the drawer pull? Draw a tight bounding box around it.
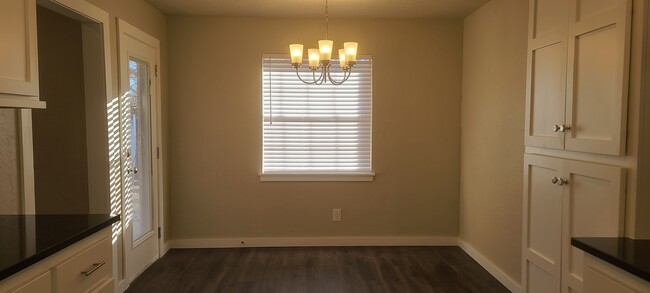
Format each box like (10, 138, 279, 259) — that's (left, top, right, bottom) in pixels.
(81, 261, 106, 277)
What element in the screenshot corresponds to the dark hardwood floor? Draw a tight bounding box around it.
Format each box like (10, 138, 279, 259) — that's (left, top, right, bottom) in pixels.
(125, 246, 509, 293)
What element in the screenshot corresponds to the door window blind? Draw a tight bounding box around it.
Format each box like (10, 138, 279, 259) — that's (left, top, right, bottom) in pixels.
(262, 54, 372, 174)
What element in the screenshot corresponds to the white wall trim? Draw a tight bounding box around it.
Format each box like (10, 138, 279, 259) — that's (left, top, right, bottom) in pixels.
(161, 241, 171, 257)
(170, 236, 458, 249)
(458, 240, 522, 293)
(116, 279, 128, 293)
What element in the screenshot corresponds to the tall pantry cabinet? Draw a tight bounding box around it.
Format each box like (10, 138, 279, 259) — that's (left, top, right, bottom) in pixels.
(522, 0, 632, 293)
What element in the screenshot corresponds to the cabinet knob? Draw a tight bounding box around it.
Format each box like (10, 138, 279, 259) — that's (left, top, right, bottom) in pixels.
(557, 178, 568, 186)
(560, 125, 571, 132)
(551, 177, 559, 184)
(553, 125, 561, 132)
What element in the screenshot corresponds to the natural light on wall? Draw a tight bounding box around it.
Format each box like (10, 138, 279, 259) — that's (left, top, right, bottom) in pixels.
(261, 55, 373, 182)
(107, 97, 122, 244)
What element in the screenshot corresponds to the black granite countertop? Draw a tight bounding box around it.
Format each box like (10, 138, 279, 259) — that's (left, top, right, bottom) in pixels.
(572, 237, 650, 283)
(0, 214, 120, 281)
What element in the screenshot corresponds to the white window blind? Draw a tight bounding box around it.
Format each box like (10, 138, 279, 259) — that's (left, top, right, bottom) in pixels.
(261, 54, 372, 179)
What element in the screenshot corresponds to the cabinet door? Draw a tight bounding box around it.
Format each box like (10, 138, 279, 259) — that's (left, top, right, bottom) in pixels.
(584, 255, 650, 293)
(523, 154, 564, 293)
(562, 160, 625, 293)
(525, 0, 569, 149)
(564, 0, 631, 155)
(0, 0, 39, 97)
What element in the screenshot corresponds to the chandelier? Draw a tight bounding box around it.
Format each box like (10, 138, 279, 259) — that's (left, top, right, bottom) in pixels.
(289, 0, 358, 85)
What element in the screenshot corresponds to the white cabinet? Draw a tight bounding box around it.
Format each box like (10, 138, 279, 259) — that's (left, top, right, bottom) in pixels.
(583, 254, 650, 293)
(9, 272, 51, 293)
(525, 0, 631, 155)
(0, 228, 113, 293)
(0, 0, 45, 109)
(523, 154, 625, 293)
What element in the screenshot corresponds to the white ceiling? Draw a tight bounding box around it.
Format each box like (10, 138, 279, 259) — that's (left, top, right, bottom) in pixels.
(145, 0, 490, 19)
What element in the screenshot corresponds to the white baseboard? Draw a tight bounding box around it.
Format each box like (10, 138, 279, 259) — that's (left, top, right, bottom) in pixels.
(458, 240, 522, 293)
(161, 241, 171, 257)
(169, 236, 458, 248)
(115, 279, 128, 293)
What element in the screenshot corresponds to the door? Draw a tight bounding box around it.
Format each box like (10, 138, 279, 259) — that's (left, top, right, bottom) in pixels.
(564, 0, 631, 155)
(523, 154, 626, 293)
(524, 0, 569, 149)
(561, 160, 625, 293)
(523, 154, 563, 293)
(118, 19, 161, 283)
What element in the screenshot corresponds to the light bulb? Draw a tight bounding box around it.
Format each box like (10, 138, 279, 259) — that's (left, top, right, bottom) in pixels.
(338, 49, 347, 70)
(319, 40, 334, 61)
(289, 44, 303, 66)
(344, 42, 358, 64)
(308, 48, 320, 69)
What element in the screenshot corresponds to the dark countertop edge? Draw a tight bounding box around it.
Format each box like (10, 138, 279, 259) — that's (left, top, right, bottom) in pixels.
(0, 215, 120, 281)
(571, 238, 650, 283)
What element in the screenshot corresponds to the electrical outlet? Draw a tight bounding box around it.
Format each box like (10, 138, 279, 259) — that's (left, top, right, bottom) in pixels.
(333, 208, 342, 222)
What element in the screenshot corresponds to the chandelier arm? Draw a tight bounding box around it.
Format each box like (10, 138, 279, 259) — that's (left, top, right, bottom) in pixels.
(314, 67, 326, 85)
(295, 68, 320, 84)
(327, 67, 352, 85)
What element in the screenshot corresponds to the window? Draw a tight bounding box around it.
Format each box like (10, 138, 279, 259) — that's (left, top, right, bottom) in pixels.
(260, 54, 373, 181)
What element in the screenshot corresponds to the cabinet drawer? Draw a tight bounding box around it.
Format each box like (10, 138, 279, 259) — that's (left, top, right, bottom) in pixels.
(90, 278, 114, 293)
(53, 237, 112, 293)
(11, 271, 51, 293)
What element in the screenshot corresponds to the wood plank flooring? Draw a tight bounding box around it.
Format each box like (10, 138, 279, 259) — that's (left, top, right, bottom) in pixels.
(125, 246, 509, 293)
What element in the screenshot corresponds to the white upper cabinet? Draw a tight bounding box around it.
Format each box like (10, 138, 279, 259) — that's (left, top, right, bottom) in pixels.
(0, 0, 45, 108)
(525, 0, 631, 155)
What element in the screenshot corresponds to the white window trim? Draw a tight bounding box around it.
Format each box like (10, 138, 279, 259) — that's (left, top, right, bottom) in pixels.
(259, 172, 375, 182)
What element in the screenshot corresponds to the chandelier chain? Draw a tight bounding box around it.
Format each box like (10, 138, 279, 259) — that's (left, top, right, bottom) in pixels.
(325, 0, 329, 40)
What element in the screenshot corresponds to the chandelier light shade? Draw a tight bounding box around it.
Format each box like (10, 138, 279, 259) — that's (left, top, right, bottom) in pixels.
(289, 0, 358, 85)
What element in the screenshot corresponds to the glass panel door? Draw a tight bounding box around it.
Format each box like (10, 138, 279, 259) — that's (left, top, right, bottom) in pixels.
(127, 58, 152, 244)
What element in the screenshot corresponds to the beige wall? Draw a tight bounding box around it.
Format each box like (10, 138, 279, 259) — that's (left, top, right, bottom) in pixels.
(167, 17, 463, 240)
(0, 109, 21, 214)
(460, 0, 528, 284)
(33, 6, 89, 214)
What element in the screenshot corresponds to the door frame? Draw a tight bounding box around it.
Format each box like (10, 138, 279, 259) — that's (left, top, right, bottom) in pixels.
(20, 0, 119, 288)
(117, 17, 165, 287)
(17, 0, 113, 214)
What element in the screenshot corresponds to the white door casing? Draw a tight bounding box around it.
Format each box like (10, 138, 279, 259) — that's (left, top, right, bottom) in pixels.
(117, 18, 163, 285)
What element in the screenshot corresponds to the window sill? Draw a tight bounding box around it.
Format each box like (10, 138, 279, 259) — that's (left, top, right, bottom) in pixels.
(259, 172, 375, 182)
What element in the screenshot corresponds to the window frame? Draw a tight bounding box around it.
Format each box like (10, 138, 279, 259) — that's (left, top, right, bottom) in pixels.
(259, 54, 374, 182)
